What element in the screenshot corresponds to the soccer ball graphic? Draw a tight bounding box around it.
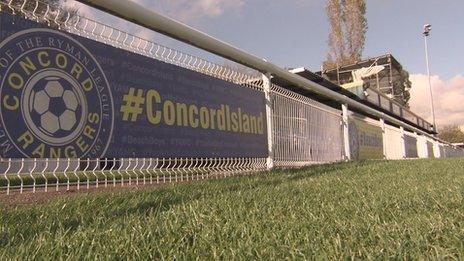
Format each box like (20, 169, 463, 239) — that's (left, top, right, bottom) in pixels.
(30, 77, 80, 136)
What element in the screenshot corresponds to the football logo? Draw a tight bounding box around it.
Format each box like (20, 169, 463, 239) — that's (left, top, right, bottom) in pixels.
(0, 28, 114, 158)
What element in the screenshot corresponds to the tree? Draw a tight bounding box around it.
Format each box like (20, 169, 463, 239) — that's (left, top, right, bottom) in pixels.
(324, 0, 368, 70)
(438, 125, 464, 143)
(393, 69, 412, 107)
(326, 0, 344, 69)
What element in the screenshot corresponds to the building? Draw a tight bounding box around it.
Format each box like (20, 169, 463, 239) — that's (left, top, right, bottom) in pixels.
(273, 65, 434, 134)
(319, 54, 411, 107)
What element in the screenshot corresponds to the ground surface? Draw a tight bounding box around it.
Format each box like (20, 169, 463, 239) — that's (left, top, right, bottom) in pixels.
(0, 159, 463, 259)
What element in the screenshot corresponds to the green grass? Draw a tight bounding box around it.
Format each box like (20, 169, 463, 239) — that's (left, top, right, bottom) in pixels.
(0, 158, 463, 259)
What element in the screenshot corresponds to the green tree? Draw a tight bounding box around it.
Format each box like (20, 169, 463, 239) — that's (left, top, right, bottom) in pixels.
(394, 69, 412, 107)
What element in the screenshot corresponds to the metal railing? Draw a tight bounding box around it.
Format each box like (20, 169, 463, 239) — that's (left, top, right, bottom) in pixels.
(0, 0, 463, 195)
(0, 0, 262, 91)
(72, 0, 445, 139)
(271, 85, 344, 166)
(0, 158, 267, 194)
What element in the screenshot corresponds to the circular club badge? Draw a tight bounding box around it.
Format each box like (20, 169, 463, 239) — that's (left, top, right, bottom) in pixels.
(0, 28, 114, 158)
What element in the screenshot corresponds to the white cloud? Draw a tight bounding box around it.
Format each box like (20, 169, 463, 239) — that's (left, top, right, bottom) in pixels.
(69, 0, 245, 22)
(67, 0, 246, 44)
(131, 0, 245, 22)
(409, 74, 464, 126)
(67, 1, 159, 41)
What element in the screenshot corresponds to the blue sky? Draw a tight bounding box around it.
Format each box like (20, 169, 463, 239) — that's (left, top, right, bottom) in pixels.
(73, 0, 464, 125)
(73, 0, 464, 77)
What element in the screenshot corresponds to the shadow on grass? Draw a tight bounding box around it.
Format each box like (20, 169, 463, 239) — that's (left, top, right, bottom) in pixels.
(0, 159, 455, 248)
(104, 161, 387, 219)
(3, 161, 353, 221)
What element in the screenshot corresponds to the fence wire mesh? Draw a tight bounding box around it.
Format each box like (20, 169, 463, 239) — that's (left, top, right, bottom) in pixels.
(271, 85, 344, 166)
(0, 0, 263, 91)
(0, 0, 463, 196)
(0, 158, 267, 194)
(384, 125, 404, 160)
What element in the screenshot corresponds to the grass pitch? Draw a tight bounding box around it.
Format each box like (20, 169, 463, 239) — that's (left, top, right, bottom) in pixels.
(0, 158, 463, 259)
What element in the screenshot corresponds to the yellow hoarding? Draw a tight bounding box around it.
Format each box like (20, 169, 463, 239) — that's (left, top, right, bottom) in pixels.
(349, 118, 384, 160)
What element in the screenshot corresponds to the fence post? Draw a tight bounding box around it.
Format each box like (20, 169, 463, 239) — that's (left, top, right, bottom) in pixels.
(342, 104, 351, 160)
(413, 131, 420, 158)
(400, 126, 406, 158)
(380, 118, 386, 159)
(433, 140, 440, 158)
(263, 73, 274, 170)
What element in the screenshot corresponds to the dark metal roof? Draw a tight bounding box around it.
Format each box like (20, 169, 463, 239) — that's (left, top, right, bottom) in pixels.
(320, 53, 403, 74)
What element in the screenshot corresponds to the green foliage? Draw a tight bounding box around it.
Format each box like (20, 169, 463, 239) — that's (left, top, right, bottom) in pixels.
(396, 69, 412, 106)
(1, 159, 464, 259)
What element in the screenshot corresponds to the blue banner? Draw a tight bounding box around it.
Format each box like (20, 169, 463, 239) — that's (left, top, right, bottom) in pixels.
(0, 13, 268, 158)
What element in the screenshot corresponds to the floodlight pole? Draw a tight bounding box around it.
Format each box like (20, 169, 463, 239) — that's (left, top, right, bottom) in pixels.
(423, 24, 436, 133)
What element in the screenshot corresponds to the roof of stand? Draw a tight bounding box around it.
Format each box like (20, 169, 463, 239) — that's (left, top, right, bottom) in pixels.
(272, 67, 435, 134)
(321, 53, 403, 74)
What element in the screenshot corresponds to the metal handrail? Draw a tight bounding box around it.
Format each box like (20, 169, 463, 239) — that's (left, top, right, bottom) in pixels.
(76, 0, 439, 140)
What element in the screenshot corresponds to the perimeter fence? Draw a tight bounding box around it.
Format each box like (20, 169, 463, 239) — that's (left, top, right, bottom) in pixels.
(0, 0, 462, 195)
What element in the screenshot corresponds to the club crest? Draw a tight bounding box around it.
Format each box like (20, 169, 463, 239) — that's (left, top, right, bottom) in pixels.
(0, 28, 114, 158)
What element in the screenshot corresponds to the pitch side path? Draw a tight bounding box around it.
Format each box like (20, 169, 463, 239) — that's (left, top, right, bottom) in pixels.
(0, 158, 463, 259)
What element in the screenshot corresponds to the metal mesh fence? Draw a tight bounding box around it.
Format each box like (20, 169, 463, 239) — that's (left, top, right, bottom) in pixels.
(0, 0, 270, 194)
(271, 85, 344, 166)
(384, 125, 404, 160)
(0, 0, 263, 91)
(0, 0, 344, 194)
(0, 0, 462, 195)
(0, 158, 267, 194)
(417, 136, 434, 159)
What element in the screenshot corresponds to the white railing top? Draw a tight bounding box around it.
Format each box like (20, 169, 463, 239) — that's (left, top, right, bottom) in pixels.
(0, 0, 263, 91)
(0, 0, 459, 148)
(73, 0, 443, 141)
